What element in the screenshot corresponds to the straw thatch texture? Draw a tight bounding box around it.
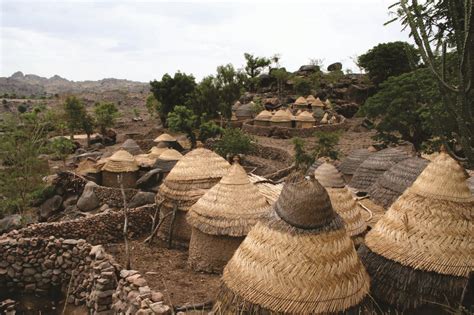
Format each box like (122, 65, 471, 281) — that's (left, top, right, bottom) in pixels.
(359, 152, 474, 310)
(294, 96, 308, 106)
(247, 173, 283, 204)
(270, 109, 291, 122)
(255, 110, 272, 126)
(295, 111, 315, 128)
(349, 147, 410, 191)
(102, 150, 139, 173)
(313, 163, 367, 238)
(148, 146, 168, 158)
(469, 176, 474, 194)
(311, 97, 325, 108)
(187, 163, 270, 236)
(76, 159, 100, 175)
(214, 174, 371, 314)
(120, 139, 142, 155)
(367, 157, 429, 208)
(154, 133, 177, 143)
(337, 149, 372, 176)
(134, 154, 156, 168)
(305, 159, 323, 176)
(306, 94, 317, 104)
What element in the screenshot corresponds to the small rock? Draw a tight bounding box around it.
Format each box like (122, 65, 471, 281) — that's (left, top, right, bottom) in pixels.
(39, 195, 63, 221)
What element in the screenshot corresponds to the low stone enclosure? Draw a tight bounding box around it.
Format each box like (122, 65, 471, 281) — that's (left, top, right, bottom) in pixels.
(0, 205, 171, 315)
(242, 119, 349, 138)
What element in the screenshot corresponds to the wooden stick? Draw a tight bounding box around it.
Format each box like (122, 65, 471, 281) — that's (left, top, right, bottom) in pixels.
(144, 209, 172, 244)
(357, 201, 373, 222)
(168, 203, 178, 249)
(174, 301, 214, 312)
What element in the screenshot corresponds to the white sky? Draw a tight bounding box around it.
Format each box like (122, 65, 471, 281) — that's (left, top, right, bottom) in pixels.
(0, 0, 410, 82)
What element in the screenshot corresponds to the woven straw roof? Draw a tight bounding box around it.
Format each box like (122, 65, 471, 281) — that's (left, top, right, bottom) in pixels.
(305, 159, 323, 176)
(215, 174, 370, 314)
(349, 147, 410, 191)
(187, 163, 270, 236)
(154, 133, 177, 143)
(148, 146, 168, 158)
(102, 149, 139, 173)
(337, 148, 373, 175)
(294, 96, 308, 105)
(306, 94, 317, 103)
(368, 157, 429, 208)
(295, 110, 315, 122)
(120, 139, 142, 155)
(134, 154, 156, 168)
(255, 110, 272, 121)
(270, 109, 291, 122)
(76, 158, 100, 175)
(158, 148, 231, 211)
(313, 162, 345, 188)
(247, 173, 283, 204)
(469, 176, 474, 194)
(311, 97, 325, 107)
(364, 151, 474, 277)
(157, 148, 183, 161)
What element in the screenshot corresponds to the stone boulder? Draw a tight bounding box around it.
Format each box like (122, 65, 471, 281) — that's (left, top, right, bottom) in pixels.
(0, 214, 22, 233)
(327, 62, 343, 72)
(128, 192, 156, 208)
(298, 65, 320, 74)
(77, 182, 100, 212)
(136, 169, 163, 190)
(39, 195, 63, 221)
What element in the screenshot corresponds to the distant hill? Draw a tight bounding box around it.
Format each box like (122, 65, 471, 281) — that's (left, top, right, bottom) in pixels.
(0, 71, 149, 97)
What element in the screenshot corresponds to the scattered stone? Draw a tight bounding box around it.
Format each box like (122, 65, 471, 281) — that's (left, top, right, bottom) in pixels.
(39, 195, 63, 221)
(77, 182, 100, 212)
(0, 214, 22, 233)
(128, 192, 156, 208)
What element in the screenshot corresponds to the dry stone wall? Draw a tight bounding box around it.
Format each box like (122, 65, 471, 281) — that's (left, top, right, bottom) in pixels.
(242, 120, 348, 138)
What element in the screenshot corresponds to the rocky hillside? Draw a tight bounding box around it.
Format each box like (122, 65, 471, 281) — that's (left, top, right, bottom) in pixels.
(0, 71, 149, 97)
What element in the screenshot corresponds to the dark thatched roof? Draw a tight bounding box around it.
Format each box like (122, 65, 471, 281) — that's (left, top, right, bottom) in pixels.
(367, 157, 429, 208)
(337, 149, 372, 175)
(305, 159, 323, 176)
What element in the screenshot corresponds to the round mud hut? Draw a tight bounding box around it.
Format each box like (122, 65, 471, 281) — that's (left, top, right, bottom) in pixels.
(153, 148, 183, 174)
(235, 103, 253, 120)
(254, 110, 272, 126)
(358, 151, 474, 312)
(295, 111, 316, 128)
(337, 148, 373, 182)
(156, 148, 231, 247)
(349, 147, 410, 192)
(214, 173, 371, 314)
(313, 163, 367, 245)
(367, 157, 429, 208)
(270, 109, 292, 128)
(101, 149, 139, 188)
(120, 138, 142, 155)
(294, 96, 308, 109)
(187, 163, 270, 273)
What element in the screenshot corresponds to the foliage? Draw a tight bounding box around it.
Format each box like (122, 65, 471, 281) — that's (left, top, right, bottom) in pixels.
(250, 99, 264, 115)
(360, 65, 452, 150)
(49, 137, 76, 163)
(132, 108, 140, 118)
(293, 77, 312, 96)
(167, 105, 198, 148)
(215, 128, 254, 158)
(63, 96, 94, 143)
(94, 102, 119, 134)
(313, 131, 341, 160)
(270, 68, 290, 96)
(0, 112, 52, 215)
(292, 137, 314, 170)
(150, 72, 197, 125)
(198, 120, 223, 142)
(244, 53, 271, 91)
(191, 76, 221, 119)
(358, 41, 420, 85)
(324, 70, 345, 84)
(17, 104, 27, 113)
(145, 94, 161, 118)
(215, 64, 246, 118)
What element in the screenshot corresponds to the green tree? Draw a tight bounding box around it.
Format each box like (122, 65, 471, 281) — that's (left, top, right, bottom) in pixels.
(244, 53, 271, 91)
(358, 41, 420, 85)
(49, 137, 76, 165)
(215, 64, 245, 118)
(271, 68, 290, 97)
(63, 96, 87, 139)
(215, 128, 254, 158)
(0, 112, 52, 215)
(167, 105, 198, 148)
(293, 77, 312, 96)
(94, 102, 119, 135)
(292, 137, 314, 170)
(198, 120, 223, 143)
(313, 131, 341, 160)
(145, 94, 161, 118)
(192, 76, 222, 119)
(149, 72, 196, 125)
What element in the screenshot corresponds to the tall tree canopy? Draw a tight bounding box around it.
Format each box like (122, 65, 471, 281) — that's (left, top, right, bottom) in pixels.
(244, 53, 271, 91)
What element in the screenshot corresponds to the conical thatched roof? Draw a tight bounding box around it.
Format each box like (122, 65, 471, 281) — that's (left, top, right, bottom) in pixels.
(214, 174, 371, 314)
(154, 133, 177, 143)
(359, 151, 474, 310)
(367, 157, 429, 208)
(76, 158, 100, 175)
(295, 110, 315, 122)
(311, 97, 325, 107)
(157, 148, 231, 211)
(337, 148, 373, 175)
(157, 148, 183, 161)
(248, 173, 284, 204)
(254, 110, 272, 121)
(120, 139, 142, 155)
(102, 149, 139, 173)
(148, 146, 168, 158)
(306, 94, 317, 104)
(270, 109, 291, 122)
(187, 163, 270, 236)
(468, 176, 474, 194)
(294, 96, 308, 106)
(349, 147, 410, 191)
(134, 154, 156, 168)
(314, 163, 367, 238)
(305, 159, 324, 176)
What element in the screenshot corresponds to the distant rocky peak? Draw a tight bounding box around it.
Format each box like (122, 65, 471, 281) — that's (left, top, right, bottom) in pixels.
(11, 71, 24, 79)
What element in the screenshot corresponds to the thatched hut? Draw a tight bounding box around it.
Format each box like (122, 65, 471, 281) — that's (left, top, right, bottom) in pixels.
(311, 96, 325, 108)
(305, 159, 323, 176)
(187, 163, 270, 273)
(295, 111, 315, 128)
(148, 143, 168, 158)
(120, 139, 142, 155)
(76, 158, 101, 183)
(469, 176, 474, 194)
(154, 148, 183, 174)
(101, 150, 139, 188)
(337, 148, 373, 182)
(358, 151, 474, 311)
(153, 133, 177, 144)
(349, 147, 410, 192)
(367, 157, 429, 208)
(270, 109, 292, 128)
(254, 110, 272, 126)
(313, 163, 367, 245)
(294, 96, 308, 109)
(235, 103, 253, 120)
(214, 173, 371, 314)
(156, 148, 231, 247)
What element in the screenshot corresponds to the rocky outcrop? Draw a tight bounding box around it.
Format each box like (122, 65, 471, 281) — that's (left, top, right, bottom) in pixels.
(77, 182, 100, 212)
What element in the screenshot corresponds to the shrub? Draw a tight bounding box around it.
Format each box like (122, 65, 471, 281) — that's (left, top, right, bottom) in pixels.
(215, 128, 254, 158)
(167, 105, 198, 148)
(17, 104, 27, 113)
(293, 77, 312, 95)
(292, 137, 314, 170)
(49, 137, 76, 163)
(198, 120, 223, 142)
(313, 131, 341, 160)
